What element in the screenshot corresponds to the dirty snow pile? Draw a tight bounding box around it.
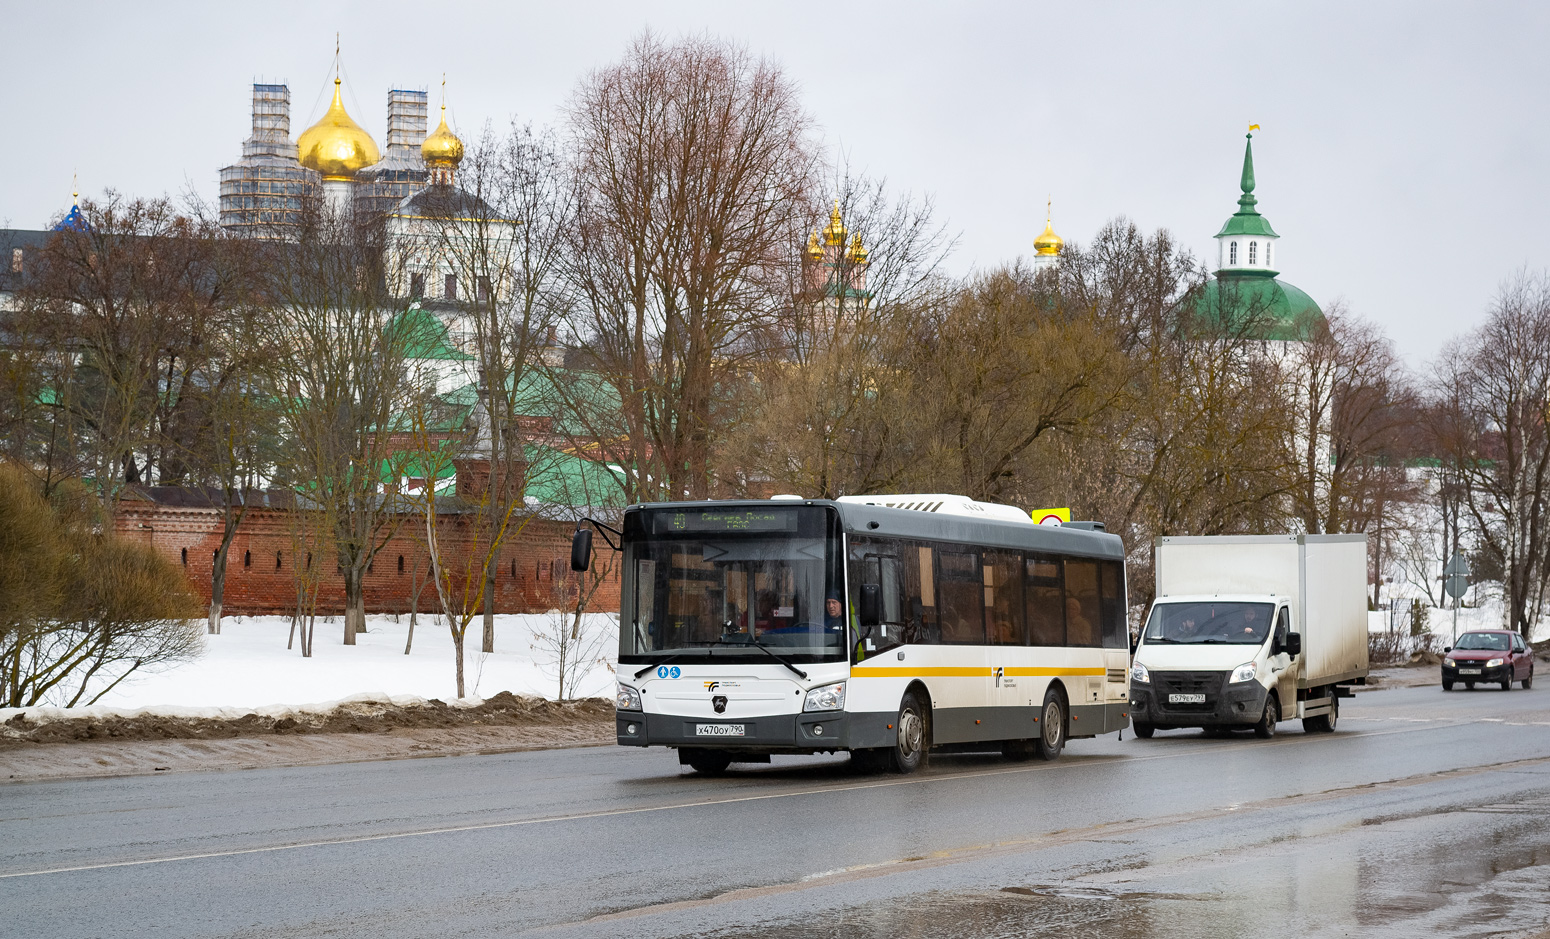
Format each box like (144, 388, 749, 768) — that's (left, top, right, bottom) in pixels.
(24, 612, 619, 716)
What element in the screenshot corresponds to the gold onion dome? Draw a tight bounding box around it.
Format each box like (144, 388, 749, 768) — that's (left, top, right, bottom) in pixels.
(421, 105, 464, 167)
(297, 78, 381, 179)
(1034, 217, 1064, 257)
(847, 233, 869, 264)
(806, 230, 823, 260)
(822, 201, 847, 246)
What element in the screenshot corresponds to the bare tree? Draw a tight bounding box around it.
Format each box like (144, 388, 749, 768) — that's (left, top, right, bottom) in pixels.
(1429, 273, 1550, 636)
(564, 32, 819, 503)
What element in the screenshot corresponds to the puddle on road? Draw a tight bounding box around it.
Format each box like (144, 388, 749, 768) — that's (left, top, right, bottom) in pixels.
(702, 794, 1550, 939)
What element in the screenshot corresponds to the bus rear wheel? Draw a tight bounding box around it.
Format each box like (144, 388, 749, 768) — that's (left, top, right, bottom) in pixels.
(887, 692, 929, 774)
(1035, 688, 1066, 761)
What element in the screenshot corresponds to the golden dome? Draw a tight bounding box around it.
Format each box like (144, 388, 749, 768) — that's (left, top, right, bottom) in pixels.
(822, 201, 847, 247)
(1034, 218, 1064, 257)
(806, 230, 823, 260)
(847, 233, 869, 264)
(297, 78, 380, 180)
(421, 105, 464, 167)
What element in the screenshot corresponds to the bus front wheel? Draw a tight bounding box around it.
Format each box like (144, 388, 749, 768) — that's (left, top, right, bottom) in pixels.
(1035, 688, 1067, 760)
(887, 692, 929, 774)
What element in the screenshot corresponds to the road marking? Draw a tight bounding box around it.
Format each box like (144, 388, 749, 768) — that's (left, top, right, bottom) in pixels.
(0, 719, 1513, 880)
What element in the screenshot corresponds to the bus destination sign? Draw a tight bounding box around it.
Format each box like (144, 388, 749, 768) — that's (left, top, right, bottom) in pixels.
(655, 508, 799, 534)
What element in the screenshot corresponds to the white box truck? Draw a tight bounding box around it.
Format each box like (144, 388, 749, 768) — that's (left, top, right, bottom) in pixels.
(1128, 534, 1369, 738)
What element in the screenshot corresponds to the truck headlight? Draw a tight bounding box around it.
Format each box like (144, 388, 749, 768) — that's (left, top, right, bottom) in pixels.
(1130, 662, 1150, 684)
(616, 683, 642, 711)
(804, 681, 846, 712)
(1485, 658, 1505, 668)
(1229, 662, 1258, 684)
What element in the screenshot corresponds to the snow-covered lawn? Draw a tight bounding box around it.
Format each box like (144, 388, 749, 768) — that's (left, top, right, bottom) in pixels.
(78, 612, 618, 712)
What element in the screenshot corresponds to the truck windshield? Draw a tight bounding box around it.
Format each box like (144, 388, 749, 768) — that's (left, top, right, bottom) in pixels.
(1143, 601, 1275, 645)
(619, 506, 846, 664)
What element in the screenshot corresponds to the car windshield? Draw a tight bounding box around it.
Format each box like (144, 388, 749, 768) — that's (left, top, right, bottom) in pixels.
(620, 506, 846, 663)
(1143, 601, 1275, 645)
(1454, 632, 1511, 651)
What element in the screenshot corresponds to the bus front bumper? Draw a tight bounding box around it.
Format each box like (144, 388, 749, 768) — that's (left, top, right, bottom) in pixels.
(616, 710, 896, 752)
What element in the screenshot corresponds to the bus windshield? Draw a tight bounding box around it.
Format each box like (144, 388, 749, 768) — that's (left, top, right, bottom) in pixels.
(1144, 601, 1275, 645)
(620, 506, 846, 663)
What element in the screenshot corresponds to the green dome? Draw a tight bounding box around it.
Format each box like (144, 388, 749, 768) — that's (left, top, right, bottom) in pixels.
(1188, 272, 1325, 342)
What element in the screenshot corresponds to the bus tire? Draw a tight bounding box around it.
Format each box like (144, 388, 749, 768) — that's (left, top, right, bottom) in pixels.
(682, 749, 732, 776)
(1034, 687, 1066, 761)
(1131, 722, 1155, 739)
(887, 691, 929, 774)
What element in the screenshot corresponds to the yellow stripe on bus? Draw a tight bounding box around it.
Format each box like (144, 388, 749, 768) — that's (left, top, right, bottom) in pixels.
(849, 667, 1106, 678)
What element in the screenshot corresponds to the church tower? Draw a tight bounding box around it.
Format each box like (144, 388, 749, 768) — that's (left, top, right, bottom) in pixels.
(1032, 199, 1064, 272)
(1215, 131, 1279, 274)
(296, 55, 381, 216)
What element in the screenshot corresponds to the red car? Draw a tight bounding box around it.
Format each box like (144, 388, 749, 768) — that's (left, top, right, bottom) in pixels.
(1441, 630, 1535, 691)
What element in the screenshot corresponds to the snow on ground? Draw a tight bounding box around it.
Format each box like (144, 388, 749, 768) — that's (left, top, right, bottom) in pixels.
(78, 612, 619, 713)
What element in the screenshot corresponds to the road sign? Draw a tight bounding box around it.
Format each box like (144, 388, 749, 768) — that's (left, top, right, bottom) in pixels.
(1032, 507, 1070, 526)
(1443, 553, 1470, 600)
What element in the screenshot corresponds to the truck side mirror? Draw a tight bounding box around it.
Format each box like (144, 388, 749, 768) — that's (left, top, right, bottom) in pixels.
(859, 584, 882, 627)
(570, 528, 593, 572)
(1286, 632, 1302, 657)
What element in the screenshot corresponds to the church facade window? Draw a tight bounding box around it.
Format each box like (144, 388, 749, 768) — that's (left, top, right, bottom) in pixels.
(1248, 241, 1257, 264)
(410, 272, 425, 299)
(1229, 242, 1237, 265)
(445, 273, 458, 300)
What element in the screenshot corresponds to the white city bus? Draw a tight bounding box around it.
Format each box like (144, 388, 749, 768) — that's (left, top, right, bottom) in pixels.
(573, 495, 1131, 774)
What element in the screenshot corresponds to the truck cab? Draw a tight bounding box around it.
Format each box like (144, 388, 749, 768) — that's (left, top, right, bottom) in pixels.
(1128, 594, 1303, 737)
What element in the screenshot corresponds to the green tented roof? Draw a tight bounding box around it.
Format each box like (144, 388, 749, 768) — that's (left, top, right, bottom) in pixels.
(389, 305, 474, 361)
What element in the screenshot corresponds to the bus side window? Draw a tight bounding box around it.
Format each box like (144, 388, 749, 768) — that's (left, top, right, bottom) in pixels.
(1100, 561, 1127, 648)
(936, 547, 985, 644)
(904, 544, 939, 644)
(1026, 555, 1065, 646)
(985, 551, 1024, 645)
(1064, 559, 1102, 647)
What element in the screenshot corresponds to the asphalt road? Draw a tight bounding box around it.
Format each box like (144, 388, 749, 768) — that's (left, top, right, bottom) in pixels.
(4, 681, 1550, 939)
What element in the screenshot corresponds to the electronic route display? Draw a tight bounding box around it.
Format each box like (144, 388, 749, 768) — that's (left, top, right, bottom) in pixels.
(651, 508, 800, 534)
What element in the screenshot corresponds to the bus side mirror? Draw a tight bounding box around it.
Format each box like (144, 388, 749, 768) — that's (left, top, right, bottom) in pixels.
(1286, 632, 1302, 657)
(859, 584, 882, 627)
(570, 528, 593, 572)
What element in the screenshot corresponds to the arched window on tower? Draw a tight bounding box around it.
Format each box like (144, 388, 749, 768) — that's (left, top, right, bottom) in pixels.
(1229, 242, 1238, 265)
(1266, 243, 1273, 266)
(1248, 241, 1258, 265)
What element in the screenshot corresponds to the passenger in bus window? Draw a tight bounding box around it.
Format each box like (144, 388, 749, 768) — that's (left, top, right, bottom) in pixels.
(1066, 597, 1093, 645)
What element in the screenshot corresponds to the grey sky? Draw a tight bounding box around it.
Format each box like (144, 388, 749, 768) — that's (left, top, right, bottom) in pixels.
(3, 1, 1544, 366)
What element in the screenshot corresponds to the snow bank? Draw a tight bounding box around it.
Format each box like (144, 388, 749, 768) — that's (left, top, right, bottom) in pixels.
(2, 612, 619, 718)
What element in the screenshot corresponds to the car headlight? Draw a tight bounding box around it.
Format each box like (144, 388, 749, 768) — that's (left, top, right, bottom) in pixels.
(616, 683, 642, 711)
(1229, 662, 1258, 684)
(1130, 662, 1150, 684)
(1443, 658, 1456, 668)
(803, 681, 846, 712)
(1486, 658, 1505, 668)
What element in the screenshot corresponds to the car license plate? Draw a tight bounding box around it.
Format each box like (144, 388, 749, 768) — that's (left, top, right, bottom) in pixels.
(696, 724, 745, 737)
(1168, 693, 1206, 704)
(1459, 668, 1481, 675)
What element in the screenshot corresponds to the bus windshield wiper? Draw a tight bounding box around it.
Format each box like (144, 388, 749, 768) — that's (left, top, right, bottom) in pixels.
(635, 637, 809, 681)
(739, 636, 808, 680)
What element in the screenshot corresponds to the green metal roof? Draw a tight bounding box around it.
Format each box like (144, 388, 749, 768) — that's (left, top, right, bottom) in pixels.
(389, 305, 473, 362)
(1188, 272, 1325, 342)
(1215, 132, 1280, 239)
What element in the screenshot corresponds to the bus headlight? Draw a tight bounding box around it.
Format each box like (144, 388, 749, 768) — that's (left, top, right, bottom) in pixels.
(616, 683, 642, 711)
(1229, 662, 1258, 684)
(1485, 658, 1505, 668)
(804, 681, 846, 712)
(1130, 662, 1150, 684)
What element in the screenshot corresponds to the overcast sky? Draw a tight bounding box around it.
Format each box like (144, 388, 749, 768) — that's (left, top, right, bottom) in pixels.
(3, 2, 1545, 367)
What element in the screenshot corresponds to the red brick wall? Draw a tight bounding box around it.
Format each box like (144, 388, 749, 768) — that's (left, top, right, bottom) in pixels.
(114, 500, 622, 617)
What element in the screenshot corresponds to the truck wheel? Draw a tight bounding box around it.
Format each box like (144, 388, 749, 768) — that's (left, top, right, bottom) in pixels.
(1253, 697, 1278, 739)
(1301, 695, 1338, 734)
(886, 691, 929, 774)
(1523, 668, 1534, 690)
(682, 749, 732, 776)
(1132, 722, 1156, 739)
(1034, 688, 1067, 760)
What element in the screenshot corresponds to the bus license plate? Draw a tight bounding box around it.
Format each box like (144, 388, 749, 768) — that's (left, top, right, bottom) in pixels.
(1459, 668, 1481, 675)
(1168, 693, 1206, 704)
(696, 724, 745, 737)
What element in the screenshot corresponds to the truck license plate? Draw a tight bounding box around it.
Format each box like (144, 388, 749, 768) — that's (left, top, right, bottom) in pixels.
(1168, 693, 1206, 704)
(696, 724, 745, 737)
(1459, 668, 1481, 675)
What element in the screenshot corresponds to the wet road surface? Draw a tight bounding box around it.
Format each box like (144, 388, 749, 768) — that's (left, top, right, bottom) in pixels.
(3, 682, 1549, 937)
